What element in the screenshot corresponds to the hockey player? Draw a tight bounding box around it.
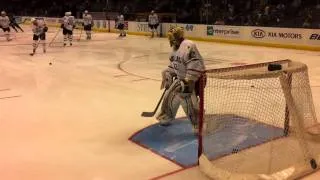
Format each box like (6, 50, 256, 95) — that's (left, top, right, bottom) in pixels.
(61, 12, 75, 46)
(0, 11, 12, 41)
(30, 18, 48, 56)
(156, 27, 205, 134)
(148, 10, 159, 38)
(116, 14, 126, 37)
(83, 10, 93, 40)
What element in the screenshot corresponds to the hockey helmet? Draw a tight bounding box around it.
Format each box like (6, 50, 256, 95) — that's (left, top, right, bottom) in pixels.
(65, 11, 72, 16)
(1, 11, 6, 16)
(167, 26, 184, 49)
(84, 10, 88, 14)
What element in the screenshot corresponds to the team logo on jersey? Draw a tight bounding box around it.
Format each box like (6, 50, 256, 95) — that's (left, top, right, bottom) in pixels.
(251, 29, 266, 38)
(310, 34, 320, 40)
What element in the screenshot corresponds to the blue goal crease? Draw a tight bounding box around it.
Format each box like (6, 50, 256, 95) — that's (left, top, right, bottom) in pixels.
(130, 116, 284, 167)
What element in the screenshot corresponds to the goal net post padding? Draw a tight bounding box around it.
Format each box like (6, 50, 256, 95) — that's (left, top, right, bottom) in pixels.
(198, 59, 320, 180)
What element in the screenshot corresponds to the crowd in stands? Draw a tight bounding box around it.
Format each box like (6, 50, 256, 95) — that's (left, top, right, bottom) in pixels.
(0, 0, 319, 28)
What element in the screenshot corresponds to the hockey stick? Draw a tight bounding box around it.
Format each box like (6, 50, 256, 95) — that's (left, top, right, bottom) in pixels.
(49, 28, 61, 47)
(30, 38, 45, 56)
(141, 89, 167, 117)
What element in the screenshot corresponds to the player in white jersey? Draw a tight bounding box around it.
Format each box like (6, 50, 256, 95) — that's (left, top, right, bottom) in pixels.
(30, 18, 48, 56)
(156, 27, 205, 134)
(116, 14, 126, 37)
(0, 11, 12, 41)
(83, 10, 93, 40)
(61, 12, 75, 46)
(148, 10, 159, 38)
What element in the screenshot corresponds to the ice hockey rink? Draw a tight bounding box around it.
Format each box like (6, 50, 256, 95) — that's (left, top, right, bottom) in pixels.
(0, 25, 319, 180)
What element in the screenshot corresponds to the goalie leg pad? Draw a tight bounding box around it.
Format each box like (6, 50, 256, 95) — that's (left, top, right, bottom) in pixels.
(180, 92, 200, 128)
(156, 79, 184, 125)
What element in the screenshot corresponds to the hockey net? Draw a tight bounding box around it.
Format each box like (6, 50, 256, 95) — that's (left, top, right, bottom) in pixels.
(198, 59, 320, 180)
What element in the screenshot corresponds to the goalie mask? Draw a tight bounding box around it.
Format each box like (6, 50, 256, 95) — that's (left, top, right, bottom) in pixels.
(167, 27, 184, 50)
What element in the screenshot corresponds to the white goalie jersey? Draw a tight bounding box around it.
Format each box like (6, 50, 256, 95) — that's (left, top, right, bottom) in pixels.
(63, 16, 75, 31)
(166, 40, 205, 81)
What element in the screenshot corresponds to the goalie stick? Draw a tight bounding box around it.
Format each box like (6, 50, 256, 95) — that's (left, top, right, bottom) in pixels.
(141, 89, 167, 117)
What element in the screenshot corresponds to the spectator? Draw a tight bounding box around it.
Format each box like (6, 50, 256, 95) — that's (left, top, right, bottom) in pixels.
(302, 9, 312, 28)
(214, 17, 225, 25)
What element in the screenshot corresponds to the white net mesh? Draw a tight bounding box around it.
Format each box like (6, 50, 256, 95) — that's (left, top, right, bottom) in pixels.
(199, 60, 320, 180)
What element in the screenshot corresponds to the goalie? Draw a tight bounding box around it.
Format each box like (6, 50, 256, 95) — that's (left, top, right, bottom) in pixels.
(156, 27, 205, 134)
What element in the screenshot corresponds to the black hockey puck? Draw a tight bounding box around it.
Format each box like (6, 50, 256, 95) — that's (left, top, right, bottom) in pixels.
(268, 64, 282, 71)
(310, 159, 317, 169)
(49, 62, 52, 65)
